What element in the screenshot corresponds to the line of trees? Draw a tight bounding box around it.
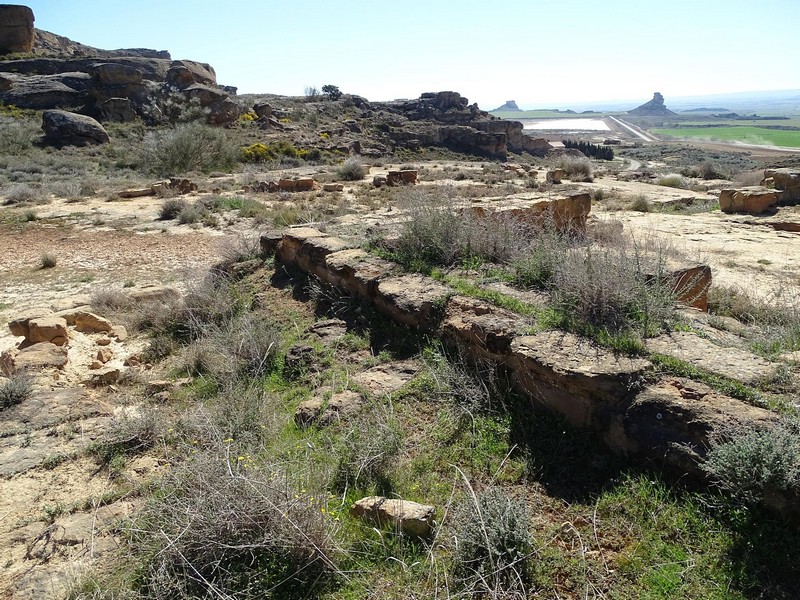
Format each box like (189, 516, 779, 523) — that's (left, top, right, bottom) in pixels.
(562, 139, 614, 161)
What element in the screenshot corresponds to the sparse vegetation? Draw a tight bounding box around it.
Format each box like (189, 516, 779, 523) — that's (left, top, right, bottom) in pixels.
(0, 371, 34, 409)
(336, 156, 366, 181)
(39, 252, 57, 269)
(703, 419, 800, 504)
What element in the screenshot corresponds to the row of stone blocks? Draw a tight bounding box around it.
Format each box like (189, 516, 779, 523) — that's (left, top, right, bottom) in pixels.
(261, 227, 793, 516)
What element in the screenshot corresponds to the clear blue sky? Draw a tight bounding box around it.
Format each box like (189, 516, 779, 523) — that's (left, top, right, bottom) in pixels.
(22, 0, 800, 110)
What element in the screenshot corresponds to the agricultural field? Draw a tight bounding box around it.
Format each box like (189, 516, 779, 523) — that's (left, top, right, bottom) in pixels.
(653, 125, 800, 148)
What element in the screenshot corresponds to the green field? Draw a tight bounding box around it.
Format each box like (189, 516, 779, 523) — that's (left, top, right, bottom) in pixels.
(653, 125, 800, 147)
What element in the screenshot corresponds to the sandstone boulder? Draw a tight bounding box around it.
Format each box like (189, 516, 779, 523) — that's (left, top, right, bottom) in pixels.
(762, 168, 800, 203)
(27, 317, 68, 346)
(167, 60, 217, 88)
(182, 84, 239, 125)
(91, 62, 143, 87)
(719, 186, 778, 214)
(278, 178, 315, 192)
(375, 274, 451, 330)
(0, 5, 34, 54)
(351, 496, 435, 537)
(75, 313, 113, 333)
(253, 102, 273, 119)
(294, 390, 364, 427)
(645, 331, 775, 385)
(510, 331, 652, 427)
(386, 170, 418, 186)
(8, 309, 52, 339)
(42, 110, 110, 146)
(546, 169, 564, 184)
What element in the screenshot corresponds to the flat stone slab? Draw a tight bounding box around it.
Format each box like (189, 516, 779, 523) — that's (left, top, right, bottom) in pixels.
(510, 331, 652, 427)
(0, 388, 103, 437)
(352, 360, 420, 396)
(375, 274, 451, 329)
(646, 331, 775, 385)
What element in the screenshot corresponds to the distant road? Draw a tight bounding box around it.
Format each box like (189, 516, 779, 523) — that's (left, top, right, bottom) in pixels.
(606, 116, 657, 142)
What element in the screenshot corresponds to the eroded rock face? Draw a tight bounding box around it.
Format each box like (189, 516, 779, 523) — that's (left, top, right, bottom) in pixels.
(719, 186, 778, 214)
(0, 5, 34, 54)
(510, 332, 652, 428)
(42, 109, 110, 146)
(616, 377, 776, 476)
(351, 496, 435, 537)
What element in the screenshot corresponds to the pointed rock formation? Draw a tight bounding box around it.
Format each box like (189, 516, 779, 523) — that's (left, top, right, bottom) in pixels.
(628, 92, 676, 116)
(493, 100, 521, 111)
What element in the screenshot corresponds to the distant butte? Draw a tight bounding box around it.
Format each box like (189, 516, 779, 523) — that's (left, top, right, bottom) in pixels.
(493, 100, 521, 111)
(628, 92, 676, 116)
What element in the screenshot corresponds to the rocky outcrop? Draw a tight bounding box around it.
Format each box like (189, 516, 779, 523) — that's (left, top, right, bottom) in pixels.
(0, 9, 236, 125)
(42, 109, 110, 146)
(261, 227, 784, 501)
(628, 92, 676, 116)
(33, 28, 170, 59)
(719, 186, 778, 214)
(0, 5, 34, 54)
(469, 192, 592, 232)
(374, 91, 552, 158)
(762, 168, 800, 203)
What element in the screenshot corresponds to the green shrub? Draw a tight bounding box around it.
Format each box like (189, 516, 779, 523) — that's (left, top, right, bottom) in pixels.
(140, 123, 238, 176)
(159, 198, 187, 220)
(553, 155, 593, 182)
(177, 203, 203, 225)
(656, 173, 688, 188)
(0, 115, 37, 155)
(131, 451, 336, 598)
(3, 183, 49, 205)
(240, 141, 309, 163)
(452, 486, 532, 596)
(629, 194, 652, 212)
(333, 410, 402, 493)
(551, 235, 677, 334)
(39, 253, 57, 269)
(511, 229, 569, 290)
(392, 188, 529, 269)
(702, 420, 800, 504)
(336, 156, 366, 181)
(0, 372, 34, 409)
